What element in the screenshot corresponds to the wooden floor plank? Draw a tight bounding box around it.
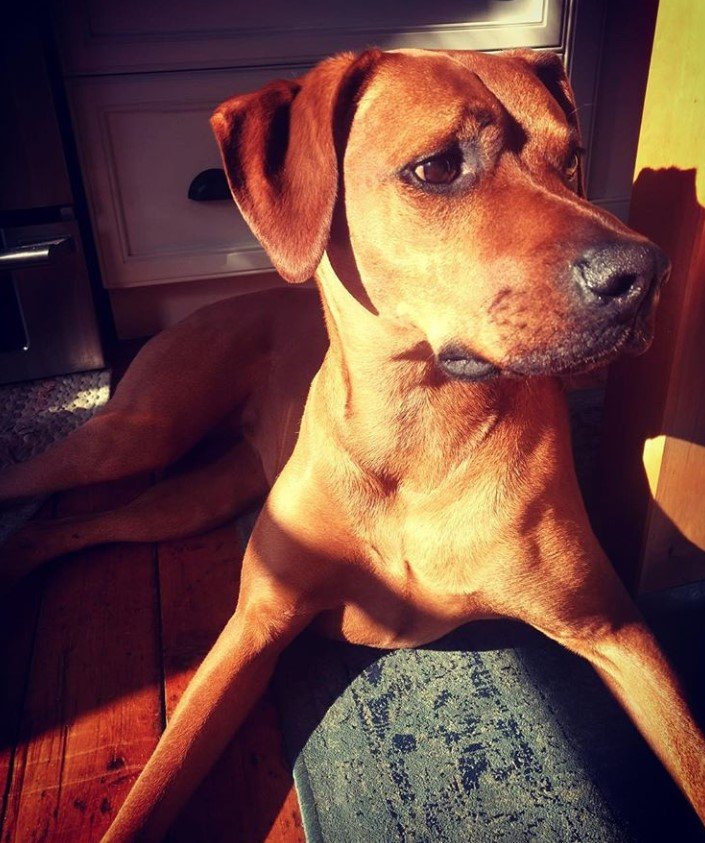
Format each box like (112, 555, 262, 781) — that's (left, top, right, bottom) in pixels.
(158, 520, 304, 842)
(3, 367, 305, 843)
(2, 478, 164, 842)
(0, 501, 52, 838)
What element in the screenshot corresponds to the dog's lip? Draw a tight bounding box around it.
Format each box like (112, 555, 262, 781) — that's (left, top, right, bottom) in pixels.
(505, 317, 653, 378)
(436, 347, 500, 381)
(508, 274, 665, 377)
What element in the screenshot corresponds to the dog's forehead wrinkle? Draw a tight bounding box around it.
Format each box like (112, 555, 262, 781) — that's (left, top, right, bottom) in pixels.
(353, 54, 502, 147)
(351, 55, 575, 174)
(456, 57, 575, 155)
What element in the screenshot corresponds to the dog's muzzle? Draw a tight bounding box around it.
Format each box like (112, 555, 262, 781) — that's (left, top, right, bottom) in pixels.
(436, 241, 670, 382)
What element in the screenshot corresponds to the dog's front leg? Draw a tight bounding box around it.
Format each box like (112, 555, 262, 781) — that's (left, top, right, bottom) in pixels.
(583, 621, 705, 821)
(524, 557, 705, 824)
(102, 514, 321, 843)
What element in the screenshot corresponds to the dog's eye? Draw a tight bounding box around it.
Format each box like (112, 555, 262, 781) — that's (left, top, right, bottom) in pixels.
(564, 149, 583, 180)
(413, 151, 462, 185)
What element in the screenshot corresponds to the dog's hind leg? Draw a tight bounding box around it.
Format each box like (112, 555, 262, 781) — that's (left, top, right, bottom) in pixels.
(0, 405, 187, 503)
(1, 439, 268, 587)
(0, 301, 269, 502)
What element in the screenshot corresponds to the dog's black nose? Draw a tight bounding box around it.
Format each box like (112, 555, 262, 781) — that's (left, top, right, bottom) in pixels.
(572, 241, 669, 311)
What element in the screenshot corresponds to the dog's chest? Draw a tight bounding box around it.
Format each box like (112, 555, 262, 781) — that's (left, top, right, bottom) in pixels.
(314, 493, 506, 649)
(314, 561, 500, 649)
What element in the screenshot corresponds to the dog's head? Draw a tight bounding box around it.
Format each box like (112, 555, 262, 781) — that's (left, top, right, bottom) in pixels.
(212, 49, 669, 380)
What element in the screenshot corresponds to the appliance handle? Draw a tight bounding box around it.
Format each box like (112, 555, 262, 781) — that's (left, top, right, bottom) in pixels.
(0, 236, 75, 269)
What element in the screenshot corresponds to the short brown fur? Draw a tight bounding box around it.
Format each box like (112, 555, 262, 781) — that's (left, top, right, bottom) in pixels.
(1, 49, 703, 840)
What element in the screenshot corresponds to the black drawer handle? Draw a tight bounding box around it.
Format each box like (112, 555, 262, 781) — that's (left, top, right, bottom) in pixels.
(188, 169, 231, 201)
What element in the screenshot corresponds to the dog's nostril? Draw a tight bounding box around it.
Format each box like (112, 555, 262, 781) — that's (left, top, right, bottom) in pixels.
(572, 241, 657, 303)
(589, 271, 639, 299)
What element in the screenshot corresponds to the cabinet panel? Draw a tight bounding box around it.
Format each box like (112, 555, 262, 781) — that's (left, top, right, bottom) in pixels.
(70, 68, 304, 288)
(56, 0, 565, 75)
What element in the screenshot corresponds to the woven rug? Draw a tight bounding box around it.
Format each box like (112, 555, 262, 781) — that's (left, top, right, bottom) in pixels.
(0, 370, 110, 543)
(271, 389, 705, 843)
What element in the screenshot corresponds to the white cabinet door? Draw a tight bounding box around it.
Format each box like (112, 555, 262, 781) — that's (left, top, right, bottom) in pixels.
(70, 68, 310, 288)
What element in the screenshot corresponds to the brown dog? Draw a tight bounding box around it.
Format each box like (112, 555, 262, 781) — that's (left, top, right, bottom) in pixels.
(1, 48, 704, 840)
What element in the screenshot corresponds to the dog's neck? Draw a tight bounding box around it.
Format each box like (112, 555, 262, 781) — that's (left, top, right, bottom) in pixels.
(312, 254, 563, 490)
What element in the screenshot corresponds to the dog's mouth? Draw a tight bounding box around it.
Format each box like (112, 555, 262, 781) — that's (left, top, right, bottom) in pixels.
(436, 285, 662, 382)
(505, 296, 661, 378)
(555, 282, 663, 373)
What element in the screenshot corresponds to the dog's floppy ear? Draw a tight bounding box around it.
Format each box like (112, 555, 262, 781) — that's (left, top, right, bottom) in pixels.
(506, 50, 586, 197)
(211, 50, 382, 282)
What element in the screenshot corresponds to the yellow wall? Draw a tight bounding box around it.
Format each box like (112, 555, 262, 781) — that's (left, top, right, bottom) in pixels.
(634, 0, 705, 201)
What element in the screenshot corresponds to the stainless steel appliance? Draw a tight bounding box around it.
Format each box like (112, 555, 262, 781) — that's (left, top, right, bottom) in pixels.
(0, 6, 106, 385)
